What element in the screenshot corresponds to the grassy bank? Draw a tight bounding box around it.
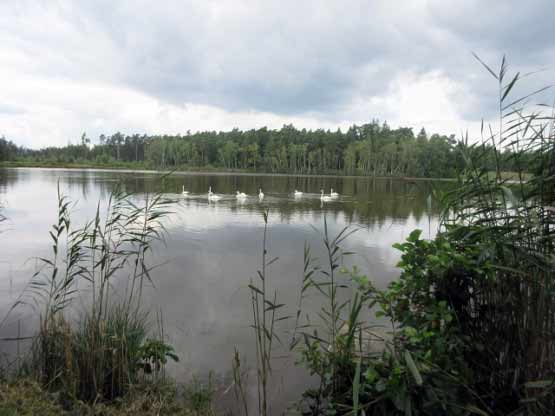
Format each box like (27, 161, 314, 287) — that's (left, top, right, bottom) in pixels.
(0, 379, 201, 415)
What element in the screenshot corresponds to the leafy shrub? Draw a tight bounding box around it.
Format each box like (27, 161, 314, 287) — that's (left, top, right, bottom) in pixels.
(137, 338, 179, 376)
(294, 56, 555, 415)
(296, 227, 490, 415)
(354, 229, 491, 415)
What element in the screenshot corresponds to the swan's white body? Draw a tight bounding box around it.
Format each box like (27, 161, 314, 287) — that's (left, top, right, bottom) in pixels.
(208, 193, 222, 201)
(330, 188, 339, 197)
(320, 190, 332, 202)
(182, 185, 189, 195)
(236, 191, 247, 199)
(208, 187, 221, 201)
(294, 190, 303, 196)
(258, 189, 264, 200)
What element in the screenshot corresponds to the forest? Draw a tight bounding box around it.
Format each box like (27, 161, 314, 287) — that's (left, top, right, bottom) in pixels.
(0, 121, 526, 178)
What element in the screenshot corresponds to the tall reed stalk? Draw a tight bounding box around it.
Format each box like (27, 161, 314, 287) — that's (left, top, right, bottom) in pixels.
(289, 218, 367, 414)
(23, 182, 173, 401)
(440, 55, 555, 413)
(232, 348, 249, 416)
(248, 210, 286, 416)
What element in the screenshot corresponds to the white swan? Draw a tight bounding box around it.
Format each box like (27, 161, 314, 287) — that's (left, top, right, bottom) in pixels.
(294, 190, 303, 196)
(330, 188, 339, 198)
(208, 187, 221, 201)
(236, 191, 247, 199)
(320, 189, 332, 202)
(258, 188, 264, 200)
(182, 185, 189, 195)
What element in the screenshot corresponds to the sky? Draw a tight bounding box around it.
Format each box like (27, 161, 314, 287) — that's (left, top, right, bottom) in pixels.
(0, 0, 553, 149)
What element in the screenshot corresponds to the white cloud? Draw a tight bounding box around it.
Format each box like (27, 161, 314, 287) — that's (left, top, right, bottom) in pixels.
(0, 0, 553, 147)
(0, 68, 347, 148)
(370, 70, 483, 137)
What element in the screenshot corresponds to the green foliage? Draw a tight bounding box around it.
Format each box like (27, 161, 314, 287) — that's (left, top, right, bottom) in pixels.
(294, 227, 489, 415)
(356, 231, 490, 415)
(231, 348, 249, 416)
(0, 378, 199, 415)
(0, 379, 66, 415)
(20, 182, 178, 403)
(71, 306, 149, 401)
(292, 56, 555, 415)
(247, 210, 287, 416)
(291, 221, 367, 415)
(137, 339, 179, 375)
(433, 55, 555, 414)
(5, 123, 524, 178)
(184, 373, 215, 416)
(0, 136, 22, 162)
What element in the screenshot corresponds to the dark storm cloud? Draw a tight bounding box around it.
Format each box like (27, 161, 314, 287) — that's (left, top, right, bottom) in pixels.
(72, 0, 554, 120)
(429, 0, 555, 58)
(72, 1, 431, 115)
(425, 0, 555, 118)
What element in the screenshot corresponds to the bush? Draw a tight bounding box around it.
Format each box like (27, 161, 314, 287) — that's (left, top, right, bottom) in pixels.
(294, 56, 555, 415)
(294, 227, 488, 415)
(354, 230, 490, 415)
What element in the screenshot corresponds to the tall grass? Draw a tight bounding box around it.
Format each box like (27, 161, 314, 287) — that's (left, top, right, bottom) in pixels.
(22, 183, 174, 402)
(232, 347, 249, 416)
(282, 57, 555, 415)
(185, 372, 216, 415)
(247, 210, 286, 416)
(289, 219, 368, 414)
(438, 56, 555, 413)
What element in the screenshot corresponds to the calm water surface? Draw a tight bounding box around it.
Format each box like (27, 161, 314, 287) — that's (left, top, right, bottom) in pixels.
(0, 167, 443, 412)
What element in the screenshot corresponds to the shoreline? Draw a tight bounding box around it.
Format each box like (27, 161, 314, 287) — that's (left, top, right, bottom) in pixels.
(0, 161, 456, 182)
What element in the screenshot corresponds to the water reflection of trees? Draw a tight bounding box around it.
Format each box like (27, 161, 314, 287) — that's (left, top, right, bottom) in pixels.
(155, 175, 450, 227)
(0, 169, 451, 228)
(0, 168, 20, 191)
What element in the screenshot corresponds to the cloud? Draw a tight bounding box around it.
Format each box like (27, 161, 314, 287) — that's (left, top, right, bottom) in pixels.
(1, 0, 553, 148)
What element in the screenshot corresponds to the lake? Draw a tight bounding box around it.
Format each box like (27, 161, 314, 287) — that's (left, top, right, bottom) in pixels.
(0, 167, 443, 413)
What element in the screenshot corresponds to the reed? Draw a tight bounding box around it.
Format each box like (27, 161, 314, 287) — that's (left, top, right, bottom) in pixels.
(247, 210, 287, 416)
(21, 182, 175, 402)
(289, 56, 555, 415)
(437, 55, 555, 413)
(290, 219, 368, 414)
(231, 347, 249, 416)
(185, 372, 216, 416)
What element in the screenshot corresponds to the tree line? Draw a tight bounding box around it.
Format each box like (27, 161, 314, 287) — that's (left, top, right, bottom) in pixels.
(1, 122, 527, 178)
(0, 136, 23, 161)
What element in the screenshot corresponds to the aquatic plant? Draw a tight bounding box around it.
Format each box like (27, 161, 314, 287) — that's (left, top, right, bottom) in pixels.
(21, 182, 177, 402)
(247, 210, 287, 416)
(290, 56, 555, 415)
(185, 372, 216, 416)
(231, 347, 249, 416)
(436, 55, 555, 414)
(289, 219, 367, 414)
